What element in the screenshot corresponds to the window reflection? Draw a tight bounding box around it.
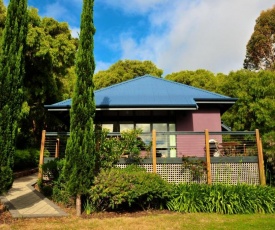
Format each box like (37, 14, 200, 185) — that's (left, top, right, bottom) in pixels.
(120, 124, 134, 132)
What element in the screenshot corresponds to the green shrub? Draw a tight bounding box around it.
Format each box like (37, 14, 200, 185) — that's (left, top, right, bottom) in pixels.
(263, 131, 275, 185)
(13, 148, 39, 171)
(38, 158, 72, 205)
(51, 159, 72, 205)
(90, 166, 173, 211)
(96, 128, 149, 170)
(167, 183, 275, 214)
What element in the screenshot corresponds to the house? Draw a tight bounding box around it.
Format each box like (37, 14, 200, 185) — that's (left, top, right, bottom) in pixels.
(45, 75, 237, 158)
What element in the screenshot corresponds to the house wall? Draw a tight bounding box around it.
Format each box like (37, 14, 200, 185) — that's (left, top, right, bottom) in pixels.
(176, 108, 222, 157)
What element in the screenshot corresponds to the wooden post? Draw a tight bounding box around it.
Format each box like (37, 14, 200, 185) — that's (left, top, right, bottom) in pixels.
(259, 138, 266, 185)
(55, 138, 60, 158)
(38, 130, 46, 180)
(205, 129, 211, 184)
(256, 129, 266, 185)
(152, 129, 157, 173)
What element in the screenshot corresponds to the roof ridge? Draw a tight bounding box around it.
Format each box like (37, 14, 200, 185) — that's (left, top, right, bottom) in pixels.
(161, 77, 231, 99)
(95, 75, 155, 93)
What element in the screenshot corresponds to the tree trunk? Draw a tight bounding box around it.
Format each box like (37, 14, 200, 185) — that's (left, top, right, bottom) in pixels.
(76, 194, 81, 216)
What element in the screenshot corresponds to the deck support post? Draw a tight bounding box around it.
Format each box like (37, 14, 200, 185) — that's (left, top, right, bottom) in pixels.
(152, 129, 157, 173)
(205, 129, 212, 184)
(256, 129, 266, 185)
(55, 138, 60, 158)
(38, 130, 46, 181)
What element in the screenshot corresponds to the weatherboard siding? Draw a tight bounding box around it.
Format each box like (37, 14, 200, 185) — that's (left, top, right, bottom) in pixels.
(176, 108, 221, 157)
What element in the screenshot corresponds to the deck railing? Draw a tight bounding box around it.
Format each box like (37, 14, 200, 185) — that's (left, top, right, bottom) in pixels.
(38, 129, 265, 185)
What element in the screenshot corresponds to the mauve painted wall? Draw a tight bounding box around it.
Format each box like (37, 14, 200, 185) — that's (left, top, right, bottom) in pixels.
(176, 108, 222, 157)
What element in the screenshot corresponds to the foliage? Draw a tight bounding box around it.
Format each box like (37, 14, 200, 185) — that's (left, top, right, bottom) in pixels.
(119, 129, 149, 163)
(0, 6, 78, 148)
(244, 6, 275, 70)
(64, 0, 96, 216)
(165, 69, 219, 92)
(0, 0, 6, 37)
(182, 156, 207, 181)
(96, 128, 149, 169)
(0, 0, 28, 194)
(21, 8, 78, 146)
(95, 128, 123, 169)
(216, 70, 275, 134)
(94, 60, 163, 89)
(263, 131, 275, 185)
(90, 167, 173, 212)
(38, 158, 72, 205)
(13, 148, 39, 171)
(167, 183, 275, 214)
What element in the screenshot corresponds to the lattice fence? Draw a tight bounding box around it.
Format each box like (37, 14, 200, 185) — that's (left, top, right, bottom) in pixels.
(116, 162, 259, 185)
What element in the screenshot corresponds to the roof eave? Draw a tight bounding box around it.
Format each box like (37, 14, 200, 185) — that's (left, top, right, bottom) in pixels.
(45, 105, 198, 111)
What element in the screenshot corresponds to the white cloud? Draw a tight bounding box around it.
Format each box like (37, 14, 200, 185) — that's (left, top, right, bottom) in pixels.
(70, 26, 80, 38)
(41, 2, 69, 21)
(111, 0, 275, 74)
(95, 61, 112, 73)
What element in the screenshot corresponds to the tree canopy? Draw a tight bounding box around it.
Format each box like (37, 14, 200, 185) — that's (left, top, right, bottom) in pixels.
(94, 60, 163, 89)
(216, 70, 275, 134)
(244, 6, 275, 70)
(0, 6, 78, 147)
(165, 69, 219, 92)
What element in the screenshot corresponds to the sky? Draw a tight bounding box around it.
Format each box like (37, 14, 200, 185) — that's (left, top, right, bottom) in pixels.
(3, 0, 275, 75)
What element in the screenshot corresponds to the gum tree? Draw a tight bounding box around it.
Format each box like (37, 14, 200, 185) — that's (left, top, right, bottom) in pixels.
(64, 0, 96, 216)
(244, 6, 275, 70)
(0, 0, 28, 194)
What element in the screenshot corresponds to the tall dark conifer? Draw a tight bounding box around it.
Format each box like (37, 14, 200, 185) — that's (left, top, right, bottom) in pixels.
(64, 0, 96, 216)
(0, 0, 28, 194)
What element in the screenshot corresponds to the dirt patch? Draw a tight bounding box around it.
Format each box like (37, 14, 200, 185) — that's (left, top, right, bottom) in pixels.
(81, 209, 173, 219)
(0, 205, 13, 225)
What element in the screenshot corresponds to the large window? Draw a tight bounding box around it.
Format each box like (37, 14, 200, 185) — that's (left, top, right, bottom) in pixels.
(100, 122, 176, 158)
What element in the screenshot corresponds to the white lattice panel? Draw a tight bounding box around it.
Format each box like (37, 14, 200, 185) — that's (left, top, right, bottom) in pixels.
(116, 162, 260, 185)
(211, 163, 260, 185)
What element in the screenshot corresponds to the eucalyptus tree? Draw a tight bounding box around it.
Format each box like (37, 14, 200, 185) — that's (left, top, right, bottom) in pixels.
(64, 0, 96, 216)
(0, 0, 28, 193)
(244, 6, 275, 70)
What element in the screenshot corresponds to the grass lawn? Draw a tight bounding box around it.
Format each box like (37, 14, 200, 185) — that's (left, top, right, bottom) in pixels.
(1, 212, 275, 230)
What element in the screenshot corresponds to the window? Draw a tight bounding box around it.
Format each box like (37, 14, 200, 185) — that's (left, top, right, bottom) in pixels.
(100, 122, 176, 157)
(120, 123, 134, 132)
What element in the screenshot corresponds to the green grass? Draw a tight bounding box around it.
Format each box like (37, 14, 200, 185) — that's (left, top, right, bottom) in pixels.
(2, 213, 275, 230)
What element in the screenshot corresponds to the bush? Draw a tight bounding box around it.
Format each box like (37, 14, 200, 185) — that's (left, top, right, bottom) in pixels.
(13, 148, 39, 171)
(38, 158, 72, 206)
(263, 131, 275, 185)
(167, 183, 275, 214)
(96, 128, 149, 170)
(90, 166, 173, 211)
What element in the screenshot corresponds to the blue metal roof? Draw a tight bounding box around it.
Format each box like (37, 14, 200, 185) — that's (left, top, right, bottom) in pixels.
(45, 75, 237, 110)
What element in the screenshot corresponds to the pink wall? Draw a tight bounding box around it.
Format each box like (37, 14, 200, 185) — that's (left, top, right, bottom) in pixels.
(176, 108, 222, 157)
(192, 109, 221, 131)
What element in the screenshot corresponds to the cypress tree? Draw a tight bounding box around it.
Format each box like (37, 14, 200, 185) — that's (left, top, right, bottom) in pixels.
(64, 0, 96, 216)
(0, 0, 28, 194)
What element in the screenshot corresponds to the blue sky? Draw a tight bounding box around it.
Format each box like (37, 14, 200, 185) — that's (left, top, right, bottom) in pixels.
(3, 0, 275, 75)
